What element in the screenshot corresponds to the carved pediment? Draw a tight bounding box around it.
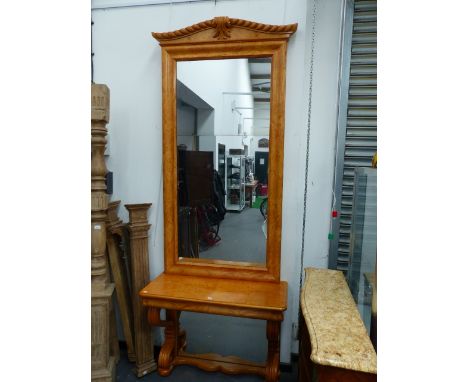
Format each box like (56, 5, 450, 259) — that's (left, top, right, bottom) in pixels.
(152, 17, 297, 45)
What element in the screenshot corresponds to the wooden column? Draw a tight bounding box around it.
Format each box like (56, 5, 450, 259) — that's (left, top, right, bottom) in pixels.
(91, 84, 116, 382)
(106, 201, 136, 362)
(125, 203, 157, 377)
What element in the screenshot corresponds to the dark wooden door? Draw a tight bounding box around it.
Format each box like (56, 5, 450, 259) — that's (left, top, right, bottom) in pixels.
(254, 151, 269, 184)
(178, 150, 214, 207)
(217, 144, 226, 190)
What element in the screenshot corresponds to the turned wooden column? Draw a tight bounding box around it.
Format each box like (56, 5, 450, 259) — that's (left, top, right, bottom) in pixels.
(125, 203, 157, 377)
(91, 83, 116, 382)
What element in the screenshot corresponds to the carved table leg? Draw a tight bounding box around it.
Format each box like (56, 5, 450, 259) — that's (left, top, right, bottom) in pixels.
(265, 321, 281, 382)
(157, 310, 184, 376)
(178, 327, 187, 353)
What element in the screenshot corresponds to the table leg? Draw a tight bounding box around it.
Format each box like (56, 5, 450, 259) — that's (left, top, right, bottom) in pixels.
(157, 310, 183, 376)
(265, 320, 280, 382)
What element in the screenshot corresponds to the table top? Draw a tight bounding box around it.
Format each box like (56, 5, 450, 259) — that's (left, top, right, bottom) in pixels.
(300, 268, 377, 374)
(140, 273, 287, 318)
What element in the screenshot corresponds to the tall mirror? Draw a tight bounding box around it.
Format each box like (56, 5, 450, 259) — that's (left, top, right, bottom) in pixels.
(176, 57, 271, 266)
(154, 16, 297, 281)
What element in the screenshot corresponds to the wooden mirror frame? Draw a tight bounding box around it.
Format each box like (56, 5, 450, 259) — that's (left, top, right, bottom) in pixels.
(153, 17, 297, 282)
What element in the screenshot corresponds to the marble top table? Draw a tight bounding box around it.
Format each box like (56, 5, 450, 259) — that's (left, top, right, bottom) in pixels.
(300, 267, 377, 374)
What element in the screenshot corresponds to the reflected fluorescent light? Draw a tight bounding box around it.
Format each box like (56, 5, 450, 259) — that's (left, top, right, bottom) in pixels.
(234, 107, 270, 110)
(222, 92, 270, 95)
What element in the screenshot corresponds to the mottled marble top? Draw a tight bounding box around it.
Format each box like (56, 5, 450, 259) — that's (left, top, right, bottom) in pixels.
(300, 267, 377, 374)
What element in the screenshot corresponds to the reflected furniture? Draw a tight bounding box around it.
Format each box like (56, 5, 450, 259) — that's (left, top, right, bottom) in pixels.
(299, 268, 377, 382)
(140, 16, 297, 382)
(245, 180, 259, 208)
(177, 150, 214, 257)
(226, 155, 246, 211)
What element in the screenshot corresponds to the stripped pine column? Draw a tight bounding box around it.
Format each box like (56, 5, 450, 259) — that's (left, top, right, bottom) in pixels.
(91, 84, 116, 382)
(125, 203, 157, 377)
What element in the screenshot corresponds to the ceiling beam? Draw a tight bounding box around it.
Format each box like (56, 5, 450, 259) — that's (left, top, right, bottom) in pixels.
(248, 58, 271, 64)
(252, 87, 270, 92)
(250, 74, 271, 80)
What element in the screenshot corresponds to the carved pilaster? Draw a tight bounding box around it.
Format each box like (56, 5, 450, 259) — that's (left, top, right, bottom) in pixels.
(92, 84, 110, 286)
(126, 203, 157, 377)
(91, 83, 116, 382)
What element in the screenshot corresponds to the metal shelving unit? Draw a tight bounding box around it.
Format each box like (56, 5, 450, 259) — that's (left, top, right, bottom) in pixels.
(226, 155, 245, 211)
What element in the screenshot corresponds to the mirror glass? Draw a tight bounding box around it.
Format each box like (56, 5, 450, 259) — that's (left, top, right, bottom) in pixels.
(176, 58, 271, 266)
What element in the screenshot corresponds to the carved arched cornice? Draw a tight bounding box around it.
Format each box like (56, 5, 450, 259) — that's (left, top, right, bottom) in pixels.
(152, 16, 297, 44)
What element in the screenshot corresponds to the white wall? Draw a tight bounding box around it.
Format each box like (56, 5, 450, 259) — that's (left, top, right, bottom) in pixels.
(198, 135, 216, 154)
(178, 59, 253, 137)
(302, 0, 344, 270)
(177, 58, 253, 165)
(93, 0, 344, 363)
(176, 101, 196, 149)
(253, 102, 270, 136)
(252, 135, 270, 153)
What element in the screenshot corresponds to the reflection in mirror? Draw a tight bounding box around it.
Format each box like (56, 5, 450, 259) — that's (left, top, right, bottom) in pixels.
(176, 58, 271, 265)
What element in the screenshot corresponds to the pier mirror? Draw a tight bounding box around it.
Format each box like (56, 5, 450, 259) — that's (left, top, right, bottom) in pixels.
(153, 17, 297, 281)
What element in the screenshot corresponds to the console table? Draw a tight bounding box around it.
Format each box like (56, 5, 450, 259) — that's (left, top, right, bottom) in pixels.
(299, 268, 377, 381)
(140, 273, 287, 381)
(144, 16, 297, 382)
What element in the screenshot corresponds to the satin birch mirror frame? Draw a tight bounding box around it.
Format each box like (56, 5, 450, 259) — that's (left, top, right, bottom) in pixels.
(153, 17, 297, 282)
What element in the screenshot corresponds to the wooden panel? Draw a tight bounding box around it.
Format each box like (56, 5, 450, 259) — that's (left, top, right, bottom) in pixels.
(145, 299, 283, 321)
(152, 17, 297, 46)
(298, 312, 313, 382)
(178, 150, 213, 207)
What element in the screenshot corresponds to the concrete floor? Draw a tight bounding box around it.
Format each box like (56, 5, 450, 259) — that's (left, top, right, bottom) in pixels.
(200, 207, 266, 264)
(116, 347, 298, 382)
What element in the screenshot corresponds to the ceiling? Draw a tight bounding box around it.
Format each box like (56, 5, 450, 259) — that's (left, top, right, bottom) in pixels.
(248, 58, 271, 104)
